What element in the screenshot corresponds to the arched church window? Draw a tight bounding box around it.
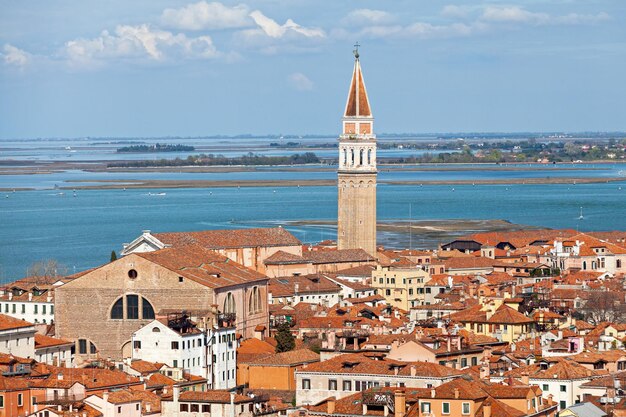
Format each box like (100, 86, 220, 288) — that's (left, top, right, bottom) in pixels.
(111, 298, 124, 319)
(224, 292, 236, 315)
(110, 295, 155, 320)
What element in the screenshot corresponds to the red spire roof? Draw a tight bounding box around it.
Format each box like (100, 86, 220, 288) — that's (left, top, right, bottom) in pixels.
(344, 55, 372, 118)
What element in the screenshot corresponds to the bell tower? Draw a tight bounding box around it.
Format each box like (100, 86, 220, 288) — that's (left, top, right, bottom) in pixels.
(337, 45, 377, 256)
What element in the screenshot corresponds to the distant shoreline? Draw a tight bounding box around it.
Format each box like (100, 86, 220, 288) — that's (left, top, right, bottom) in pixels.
(2, 176, 623, 192)
(1, 159, 624, 176)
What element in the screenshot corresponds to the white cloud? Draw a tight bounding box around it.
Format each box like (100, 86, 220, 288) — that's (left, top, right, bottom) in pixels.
(161, 1, 252, 30)
(441, 5, 472, 19)
(288, 72, 313, 91)
(342, 9, 395, 26)
(234, 10, 326, 53)
(248, 10, 325, 39)
(2, 44, 31, 67)
(554, 12, 610, 25)
(481, 6, 550, 24)
(65, 24, 219, 66)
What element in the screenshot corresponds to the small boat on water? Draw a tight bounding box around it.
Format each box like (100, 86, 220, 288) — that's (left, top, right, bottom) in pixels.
(148, 192, 166, 196)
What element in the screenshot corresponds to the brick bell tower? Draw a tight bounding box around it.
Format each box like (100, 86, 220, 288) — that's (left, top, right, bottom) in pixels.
(337, 45, 377, 256)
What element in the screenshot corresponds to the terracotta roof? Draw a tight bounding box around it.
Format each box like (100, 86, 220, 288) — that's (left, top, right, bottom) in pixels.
(453, 229, 577, 249)
(344, 55, 371, 118)
(248, 349, 319, 366)
(34, 333, 73, 349)
(38, 404, 103, 417)
(440, 256, 496, 270)
(134, 244, 267, 288)
(504, 358, 606, 380)
(237, 338, 276, 363)
(263, 251, 307, 265)
(146, 372, 175, 388)
(154, 227, 301, 249)
(129, 359, 166, 375)
(174, 390, 254, 404)
(298, 353, 461, 378)
(335, 265, 376, 277)
(449, 303, 532, 325)
(269, 275, 341, 297)
(0, 374, 30, 391)
(0, 314, 34, 331)
(305, 249, 375, 264)
(31, 367, 142, 390)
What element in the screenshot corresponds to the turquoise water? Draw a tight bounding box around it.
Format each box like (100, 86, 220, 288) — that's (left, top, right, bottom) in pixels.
(1, 180, 625, 281)
(2, 163, 623, 190)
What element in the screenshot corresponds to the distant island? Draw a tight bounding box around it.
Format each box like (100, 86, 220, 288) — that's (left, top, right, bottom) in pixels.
(116, 143, 195, 153)
(107, 152, 320, 167)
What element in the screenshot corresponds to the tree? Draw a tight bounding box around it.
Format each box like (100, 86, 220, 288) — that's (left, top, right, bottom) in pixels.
(26, 259, 68, 283)
(582, 291, 626, 325)
(110, 251, 118, 262)
(275, 321, 295, 353)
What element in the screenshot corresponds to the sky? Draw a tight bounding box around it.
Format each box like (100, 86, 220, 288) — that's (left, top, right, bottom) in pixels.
(0, 0, 625, 138)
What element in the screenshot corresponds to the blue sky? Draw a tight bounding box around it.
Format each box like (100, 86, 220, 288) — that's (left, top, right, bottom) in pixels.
(1, 0, 624, 138)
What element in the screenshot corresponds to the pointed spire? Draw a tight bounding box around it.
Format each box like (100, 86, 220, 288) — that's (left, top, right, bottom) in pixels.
(344, 45, 372, 118)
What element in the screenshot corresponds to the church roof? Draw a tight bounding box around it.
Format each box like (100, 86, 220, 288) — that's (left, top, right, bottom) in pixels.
(344, 54, 372, 118)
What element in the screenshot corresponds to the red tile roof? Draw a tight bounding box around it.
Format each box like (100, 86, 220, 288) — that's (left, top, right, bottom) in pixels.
(298, 353, 461, 378)
(35, 333, 73, 349)
(0, 314, 34, 331)
(135, 244, 267, 288)
(154, 227, 301, 249)
(247, 349, 319, 366)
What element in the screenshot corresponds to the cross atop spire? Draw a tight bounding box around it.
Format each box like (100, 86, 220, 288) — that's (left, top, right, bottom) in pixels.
(344, 45, 371, 118)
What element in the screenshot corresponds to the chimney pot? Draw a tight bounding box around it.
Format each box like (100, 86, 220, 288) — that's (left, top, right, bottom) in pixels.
(327, 397, 335, 414)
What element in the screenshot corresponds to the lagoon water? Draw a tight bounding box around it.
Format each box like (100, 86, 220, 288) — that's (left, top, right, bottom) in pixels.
(1, 179, 626, 281)
(2, 136, 626, 281)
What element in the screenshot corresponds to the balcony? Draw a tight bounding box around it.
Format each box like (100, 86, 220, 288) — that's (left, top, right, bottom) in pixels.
(36, 394, 86, 405)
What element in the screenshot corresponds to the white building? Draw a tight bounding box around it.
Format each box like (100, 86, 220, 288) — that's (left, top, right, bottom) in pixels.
(325, 276, 375, 300)
(0, 286, 56, 324)
(34, 333, 74, 366)
(492, 359, 604, 412)
(131, 314, 236, 389)
(161, 386, 257, 417)
(0, 313, 36, 358)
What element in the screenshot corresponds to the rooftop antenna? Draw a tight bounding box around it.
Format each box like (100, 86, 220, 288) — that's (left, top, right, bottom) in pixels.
(409, 202, 413, 251)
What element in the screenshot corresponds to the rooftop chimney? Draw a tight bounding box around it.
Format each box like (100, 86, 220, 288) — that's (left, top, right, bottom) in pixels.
(28, 292, 33, 301)
(430, 389, 436, 398)
(410, 365, 416, 377)
(394, 390, 406, 417)
(327, 397, 336, 414)
(454, 388, 460, 399)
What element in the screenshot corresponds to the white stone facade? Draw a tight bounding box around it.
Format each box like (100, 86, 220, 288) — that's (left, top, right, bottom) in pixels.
(131, 319, 236, 389)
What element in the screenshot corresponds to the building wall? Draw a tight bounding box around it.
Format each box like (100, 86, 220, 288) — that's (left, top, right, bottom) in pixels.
(219, 245, 302, 275)
(337, 172, 377, 257)
(372, 267, 430, 311)
(35, 344, 73, 366)
(0, 299, 55, 324)
(214, 284, 268, 340)
(0, 388, 37, 417)
(248, 366, 294, 391)
(0, 326, 36, 358)
(295, 372, 455, 406)
(55, 254, 218, 361)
